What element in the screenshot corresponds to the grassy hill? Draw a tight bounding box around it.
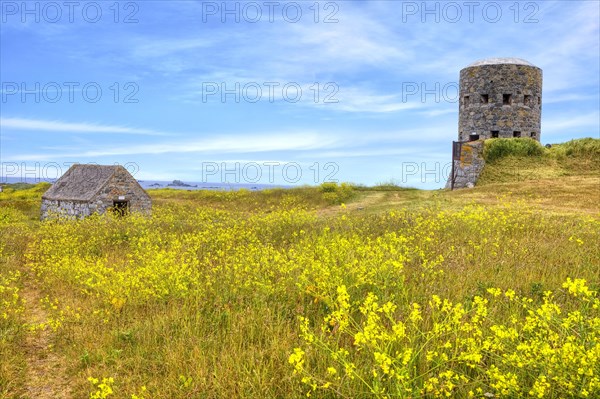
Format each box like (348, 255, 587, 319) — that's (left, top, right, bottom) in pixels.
(478, 137, 600, 183)
(323, 138, 599, 216)
(468, 137, 600, 214)
(0, 138, 598, 398)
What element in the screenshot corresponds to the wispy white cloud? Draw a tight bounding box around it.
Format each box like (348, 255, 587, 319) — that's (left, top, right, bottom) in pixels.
(302, 147, 423, 159)
(177, 78, 429, 113)
(0, 118, 169, 136)
(121, 2, 416, 100)
(281, 10, 409, 70)
(306, 87, 426, 113)
(6, 131, 341, 161)
(418, 107, 457, 117)
(131, 37, 217, 58)
(542, 112, 600, 135)
(544, 93, 599, 105)
(533, 1, 599, 93)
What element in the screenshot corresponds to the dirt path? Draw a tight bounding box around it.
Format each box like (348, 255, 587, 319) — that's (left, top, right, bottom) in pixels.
(317, 192, 387, 217)
(21, 282, 71, 399)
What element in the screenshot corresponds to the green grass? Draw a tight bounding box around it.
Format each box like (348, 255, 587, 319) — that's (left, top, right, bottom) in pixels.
(0, 138, 598, 398)
(483, 137, 545, 163)
(477, 137, 600, 186)
(148, 183, 355, 212)
(553, 137, 600, 158)
(352, 183, 418, 192)
(3, 186, 597, 398)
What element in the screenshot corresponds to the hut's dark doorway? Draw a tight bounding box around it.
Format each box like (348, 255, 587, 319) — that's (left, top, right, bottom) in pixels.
(112, 200, 129, 216)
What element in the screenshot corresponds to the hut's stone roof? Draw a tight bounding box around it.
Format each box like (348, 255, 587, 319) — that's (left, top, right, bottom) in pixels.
(467, 58, 536, 67)
(43, 164, 125, 201)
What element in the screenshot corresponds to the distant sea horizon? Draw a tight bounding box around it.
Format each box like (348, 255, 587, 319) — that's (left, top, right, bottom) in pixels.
(0, 176, 292, 191)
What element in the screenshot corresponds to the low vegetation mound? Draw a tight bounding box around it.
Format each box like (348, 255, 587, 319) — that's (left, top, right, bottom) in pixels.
(553, 137, 600, 159)
(483, 137, 545, 162)
(478, 137, 600, 185)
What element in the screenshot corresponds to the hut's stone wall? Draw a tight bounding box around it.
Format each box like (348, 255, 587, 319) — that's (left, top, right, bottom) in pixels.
(94, 167, 152, 214)
(459, 63, 542, 142)
(41, 199, 92, 219)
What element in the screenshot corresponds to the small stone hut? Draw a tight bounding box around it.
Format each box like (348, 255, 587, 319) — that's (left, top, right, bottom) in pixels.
(41, 164, 151, 220)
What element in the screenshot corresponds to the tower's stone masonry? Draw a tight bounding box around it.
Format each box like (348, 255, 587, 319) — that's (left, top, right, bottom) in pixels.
(448, 58, 543, 189)
(458, 58, 542, 142)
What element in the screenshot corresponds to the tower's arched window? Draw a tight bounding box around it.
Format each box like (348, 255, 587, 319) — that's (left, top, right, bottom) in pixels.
(481, 94, 489, 104)
(503, 94, 512, 105)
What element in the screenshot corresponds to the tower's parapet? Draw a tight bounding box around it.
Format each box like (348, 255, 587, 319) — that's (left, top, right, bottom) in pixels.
(458, 57, 542, 142)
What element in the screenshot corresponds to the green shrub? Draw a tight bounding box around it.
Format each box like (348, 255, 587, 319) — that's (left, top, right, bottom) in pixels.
(319, 182, 354, 204)
(483, 138, 544, 162)
(319, 182, 339, 193)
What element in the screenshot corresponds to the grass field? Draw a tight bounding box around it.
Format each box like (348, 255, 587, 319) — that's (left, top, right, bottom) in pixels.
(1, 138, 599, 398)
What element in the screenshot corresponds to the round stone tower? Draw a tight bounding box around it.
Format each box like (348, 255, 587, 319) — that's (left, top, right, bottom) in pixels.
(458, 57, 542, 142)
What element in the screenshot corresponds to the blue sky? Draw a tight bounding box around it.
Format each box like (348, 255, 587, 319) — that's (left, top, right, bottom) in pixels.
(1, 0, 599, 188)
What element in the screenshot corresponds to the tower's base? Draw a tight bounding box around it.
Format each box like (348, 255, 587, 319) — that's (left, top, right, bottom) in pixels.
(446, 140, 485, 189)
